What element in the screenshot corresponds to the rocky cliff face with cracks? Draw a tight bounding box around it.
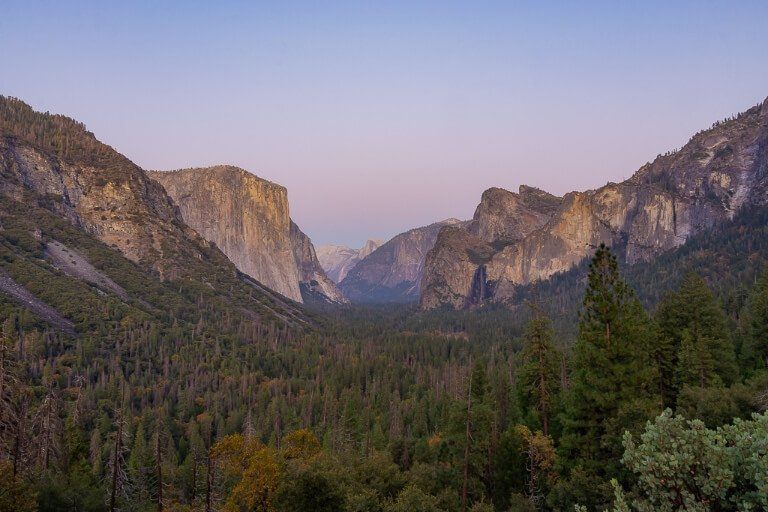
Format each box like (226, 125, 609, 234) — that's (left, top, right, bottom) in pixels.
(0, 98, 221, 281)
(421, 96, 768, 310)
(149, 166, 345, 304)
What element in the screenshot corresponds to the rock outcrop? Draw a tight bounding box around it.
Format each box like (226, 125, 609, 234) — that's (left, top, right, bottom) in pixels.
(340, 219, 464, 302)
(0, 98, 216, 281)
(290, 221, 347, 304)
(149, 166, 344, 304)
(316, 239, 383, 283)
(421, 96, 768, 309)
(467, 186, 562, 244)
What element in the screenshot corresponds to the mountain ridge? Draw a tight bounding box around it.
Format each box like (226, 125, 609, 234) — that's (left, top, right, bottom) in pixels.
(0, 95, 311, 332)
(339, 218, 465, 302)
(420, 96, 768, 309)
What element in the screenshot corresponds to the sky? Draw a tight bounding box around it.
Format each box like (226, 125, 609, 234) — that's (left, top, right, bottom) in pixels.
(2, 1, 768, 247)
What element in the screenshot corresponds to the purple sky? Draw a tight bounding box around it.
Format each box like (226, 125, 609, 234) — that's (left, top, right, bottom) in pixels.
(2, 1, 768, 247)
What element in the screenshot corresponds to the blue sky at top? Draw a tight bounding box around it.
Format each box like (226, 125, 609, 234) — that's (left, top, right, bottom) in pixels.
(2, 1, 768, 246)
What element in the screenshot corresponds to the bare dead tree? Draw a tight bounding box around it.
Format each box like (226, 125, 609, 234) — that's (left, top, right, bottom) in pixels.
(33, 387, 63, 471)
(155, 426, 164, 512)
(72, 374, 87, 427)
(0, 334, 19, 457)
(107, 389, 130, 512)
(205, 452, 213, 512)
(10, 396, 30, 479)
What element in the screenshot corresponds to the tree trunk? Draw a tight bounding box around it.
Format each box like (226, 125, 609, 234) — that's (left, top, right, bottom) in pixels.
(110, 416, 123, 512)
(461, 368, 473, 512)
(205, 454, 212, 512)
(156, 432, 163, 512)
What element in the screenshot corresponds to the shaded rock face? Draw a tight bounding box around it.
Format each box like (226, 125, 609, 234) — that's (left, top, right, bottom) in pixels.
(419, 226, 494, 310)
(421, 96, 768, 310)
(150, 167, 344, 304)
(0, 96, 310, 330)
(316, 239, 383, 283)
(340, 219, 464, 302)
(290, 221, 347, 304)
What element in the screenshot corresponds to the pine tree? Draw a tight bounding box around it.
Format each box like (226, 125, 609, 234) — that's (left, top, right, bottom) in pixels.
(677, 328, 717, 388)
(450, 361, 495, 510)
(557, 244, 659, 507)
(748, 268, 768, 367)
(517, 310, 561, 436)
(128, 419, 154, 503)
(656, 272, 737, 397)
(651, 294, 679, 408)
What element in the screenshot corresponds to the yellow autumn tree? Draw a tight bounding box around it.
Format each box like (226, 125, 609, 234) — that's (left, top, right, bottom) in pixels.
(211, 434, 281, 512)
(281, 429, 321, 460)
(515, 425, 556, 508)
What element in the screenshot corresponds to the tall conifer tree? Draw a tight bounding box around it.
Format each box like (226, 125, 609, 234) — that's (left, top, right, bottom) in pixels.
(748, 269, 768, 367)
(655, 272, 737, 398)
(517, 310, 561, 436)
(557, 244, 658, 507)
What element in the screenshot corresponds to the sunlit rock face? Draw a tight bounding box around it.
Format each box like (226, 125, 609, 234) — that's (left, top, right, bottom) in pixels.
(421, 97, 768, 310)
(150, 166, 344, 303)
(0, 128, 212, 281)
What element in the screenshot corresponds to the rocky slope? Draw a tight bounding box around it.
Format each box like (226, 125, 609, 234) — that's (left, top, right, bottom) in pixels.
(149, 166, 344, 304)
(421, 96, 768, 310)
(340, 219, 464, 302)
(0, 98, 220, 281)
(317, 239, 383, 283)
(0, 96, 310, 329)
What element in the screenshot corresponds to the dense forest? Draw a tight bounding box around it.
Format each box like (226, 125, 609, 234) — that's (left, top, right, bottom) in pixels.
(1, 95, 767, 511)
(1, 220, 767, 511)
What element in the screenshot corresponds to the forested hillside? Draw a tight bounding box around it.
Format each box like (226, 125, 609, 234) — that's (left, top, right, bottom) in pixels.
(1, 214, 767, 511)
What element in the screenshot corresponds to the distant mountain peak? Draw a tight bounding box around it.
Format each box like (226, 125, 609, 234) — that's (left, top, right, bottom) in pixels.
(317, 239, 385, 284)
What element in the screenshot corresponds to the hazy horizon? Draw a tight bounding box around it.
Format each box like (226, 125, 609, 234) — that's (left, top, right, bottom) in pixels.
(3, 1, 768, 247)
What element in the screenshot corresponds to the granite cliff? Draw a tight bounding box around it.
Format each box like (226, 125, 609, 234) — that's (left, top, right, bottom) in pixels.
(421, 96, 768, 310)
(149, 166, 344, 304)
(0, 98, 217, 280)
